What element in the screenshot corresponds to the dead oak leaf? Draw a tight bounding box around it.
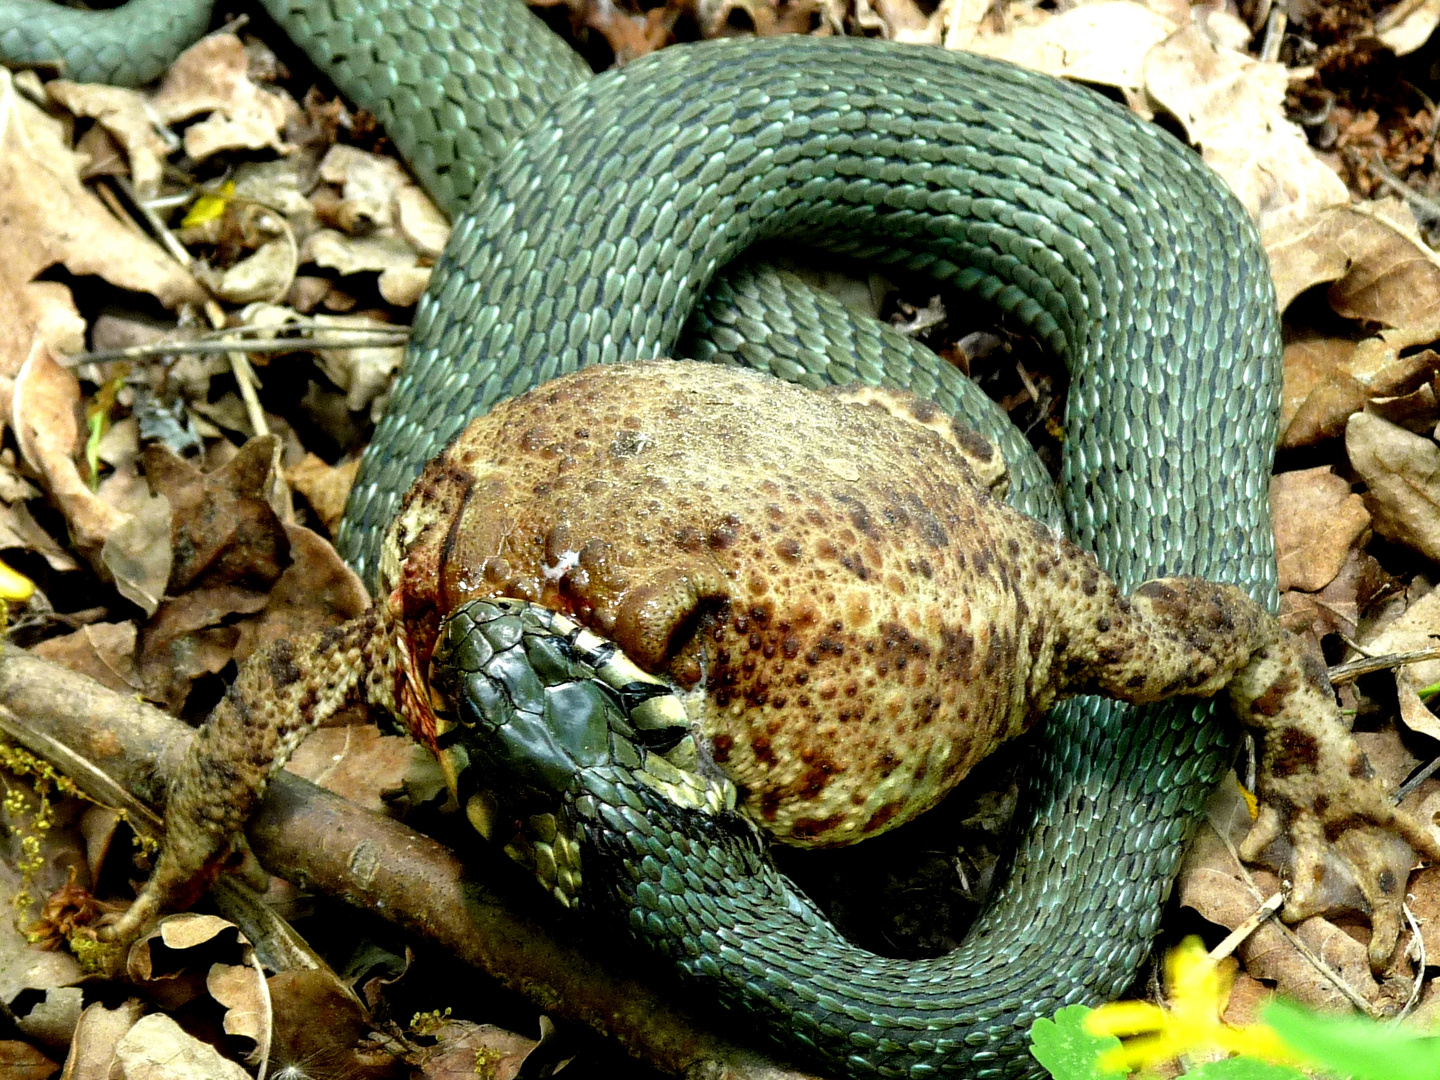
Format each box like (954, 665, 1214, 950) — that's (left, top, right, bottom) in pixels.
(13, 344, 127, 558)
(1346, 410, 1440, 563)
(1144, 18, 1348, 229)
(150, 34, 292, 161)
(1270, 466, 1370, 593)
(44, 80, 170, 199)
(1358, 586, 1440, 743)
(1265, 199, 1440, 351)
(1278, 335, 1439, 449)
(136, 437, 291, 710)
(0, 69, 205, 380)
(234, 523, 368, 664)
(967, 0, 1176, 92)
(143, 436, 288, 594)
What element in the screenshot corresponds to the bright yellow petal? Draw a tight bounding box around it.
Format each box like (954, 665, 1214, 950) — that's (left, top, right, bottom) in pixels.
(1097, 1030, 1187, 1072)
(0, 559, 35, 602)
(181, 180, 235, 227)
(1085, 1000, 1167, 1037)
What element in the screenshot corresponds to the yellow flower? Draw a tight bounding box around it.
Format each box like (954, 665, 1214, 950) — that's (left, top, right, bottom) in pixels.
(0, 559, 34, 603)
(1084, 936, 1305, 1073)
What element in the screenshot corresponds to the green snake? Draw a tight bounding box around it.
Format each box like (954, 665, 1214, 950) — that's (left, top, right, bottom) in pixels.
(2, 2, 1283, 1077)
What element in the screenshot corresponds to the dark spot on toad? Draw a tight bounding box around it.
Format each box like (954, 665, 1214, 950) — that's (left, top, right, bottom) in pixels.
(1269, 726, 1319, 778)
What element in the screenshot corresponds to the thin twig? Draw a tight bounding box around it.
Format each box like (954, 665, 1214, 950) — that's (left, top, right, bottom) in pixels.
(63, 329, 409, 367)
(1328, 643, 1440, 685)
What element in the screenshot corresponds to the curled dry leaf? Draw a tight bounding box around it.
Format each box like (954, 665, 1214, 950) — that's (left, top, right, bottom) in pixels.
(43, 81, 170, 199)
(968, 0, 1176, 92)
(149, 35, 292, 161)
(99, 479, 173, 617)
(1264, 199, 1440, 334)
(0, 69, 205, 379)
(215, 238, 298, 305)
(317, 145, 410, 232)
(1143, 19, 1348, 229)
(13, 346, 127, 558)
(1376, 0, 1440, 56)
(15, 987, 81, 1054)
(1270, 467, 1370, 593)
(287, 453, 358, 535)
(1346, 411, 1440, 563)
(1357, 586, 1440, 743)
(265, 969, 389, 1080)
(1325, 202, 1440, 351)
(1278, 337, 1438, 449)
(206, 962, 266, 1045)
(135, 437, 292, 709)
(0, 1041, 58, 1080)
(395, 185, 451, 258)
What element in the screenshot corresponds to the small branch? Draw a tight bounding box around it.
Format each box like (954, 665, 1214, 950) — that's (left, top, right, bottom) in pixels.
(0, 646, 810, 1080)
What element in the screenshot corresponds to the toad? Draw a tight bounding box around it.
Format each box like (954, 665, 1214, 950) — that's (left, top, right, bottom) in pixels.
(105, 361, 1440, 966)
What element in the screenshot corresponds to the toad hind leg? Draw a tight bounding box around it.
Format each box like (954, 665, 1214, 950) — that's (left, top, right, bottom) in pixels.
(98, 606, 399, 943)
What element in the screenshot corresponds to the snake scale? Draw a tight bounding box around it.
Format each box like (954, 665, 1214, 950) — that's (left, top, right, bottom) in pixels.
(2, 2, 1283, 1077)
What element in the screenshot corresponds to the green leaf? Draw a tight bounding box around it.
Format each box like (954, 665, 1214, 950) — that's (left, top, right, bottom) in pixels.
(1186, 1057, 1312, 1080)
(1262, 998, 1440, 1080)
(1028, 1005, 1128, 1080)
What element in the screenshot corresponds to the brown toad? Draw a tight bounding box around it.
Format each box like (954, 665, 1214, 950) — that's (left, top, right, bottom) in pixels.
(107, 361, 1440, 958)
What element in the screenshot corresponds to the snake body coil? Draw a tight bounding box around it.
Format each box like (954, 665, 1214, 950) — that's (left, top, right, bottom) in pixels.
(1, 4, 1283, 1077)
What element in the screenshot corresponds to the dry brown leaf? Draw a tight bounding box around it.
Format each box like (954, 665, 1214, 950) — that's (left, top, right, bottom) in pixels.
(1377, 0, 1440, 55)
(232, 523, 367, 662)
(408, 1020, 538, 1080)
(1278, 337, 1438, 448)
(66, 1000, 146, 1080)
(13, 346, 127, 558)
(286, 454, 357, 536)
(1143, 20, 1348, 228)
(30, 622, 141, 695)
(302, 230, 420, 276)
(135, 438, 291, 709)
(395, 185, 451, 258)
(215, 238, 297, 304)
(285, 725, 420, 812)
(1270, 467, 1370, 592)
(1265, 202, 1395, 314)
(44, 81, 169, 199)
(113, 1012, 251, 1080)
(99, 474, 173, 616)
(1408, 866, 1440, 963)
(1346, 411, 1440, 562)
(932, 0, 992, 50)
(0, 1040, 59, 1080)
(150, 35, 291, 161)
(379, 266, 432, 306)
(1325, 202, 1440, 350)
(1358, 587, 1440, 742)
(0, 502, 77, 573)
(317, 145, 410, 231)
(967, 0, 1174, 90)
(207, 962, 266, 1044)
(267, 970, 392, 1080)
(0, 70, 205, 380)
